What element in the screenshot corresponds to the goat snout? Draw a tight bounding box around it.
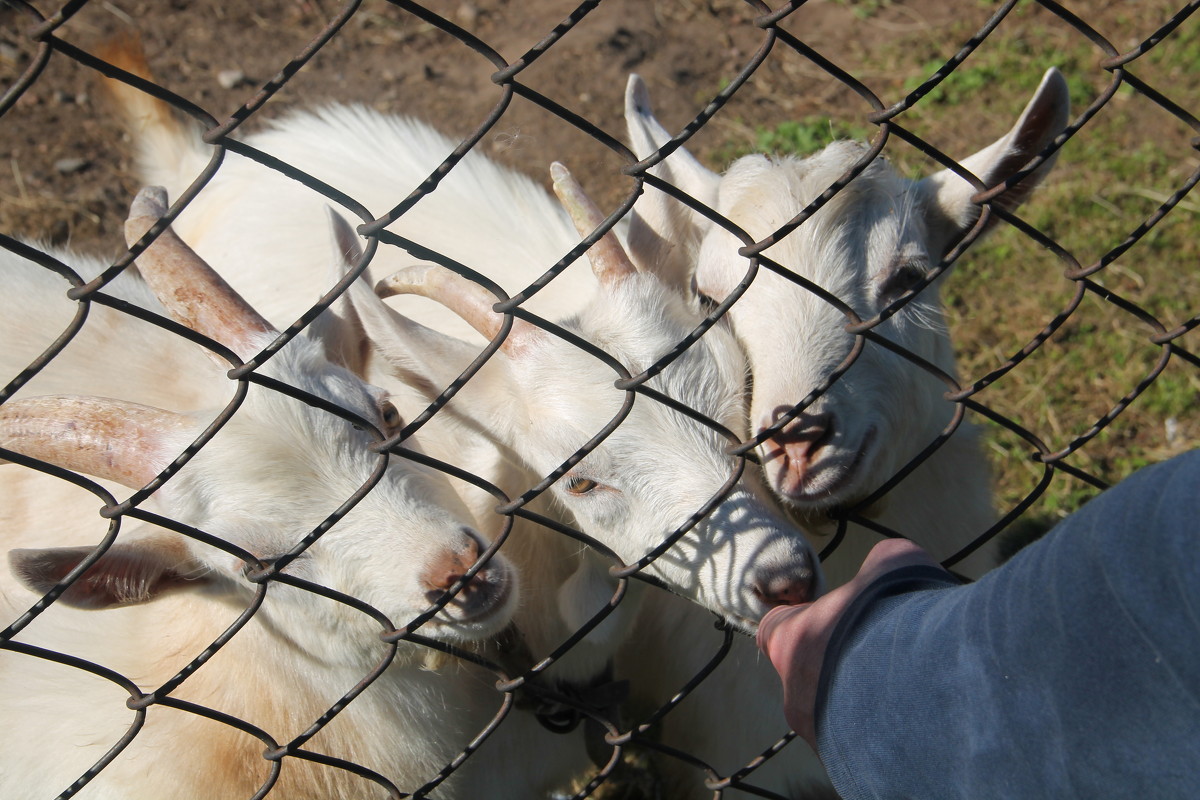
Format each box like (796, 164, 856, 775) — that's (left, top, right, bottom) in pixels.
(761, 411, 834, 494)
(422, 530, 507, 619)
(752, 564, 818, 609)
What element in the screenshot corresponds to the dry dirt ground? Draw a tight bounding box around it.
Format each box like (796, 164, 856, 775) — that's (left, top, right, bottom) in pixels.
(1, 0, 1107, 253)
(2, 0, 829, 251)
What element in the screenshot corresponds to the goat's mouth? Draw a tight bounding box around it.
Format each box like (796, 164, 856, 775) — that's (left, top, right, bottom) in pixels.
(764, 426, 877, 508)
(718, 579, 820, 636)
(428, 569, 515, 638)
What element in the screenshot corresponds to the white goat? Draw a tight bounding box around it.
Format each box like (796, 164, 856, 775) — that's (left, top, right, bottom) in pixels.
(104, 52, 828, 796)
(0, 191, 597, 799)
(352, 172, 833, 798)
(623, 70, 1071, 581)
(104, 42, 819, 639)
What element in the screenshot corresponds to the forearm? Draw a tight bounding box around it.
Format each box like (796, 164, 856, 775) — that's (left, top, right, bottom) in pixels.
(816, 451, 1200, 800)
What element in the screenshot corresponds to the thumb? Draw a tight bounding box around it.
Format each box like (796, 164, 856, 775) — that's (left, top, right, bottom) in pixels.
(757, 601, 815, 674)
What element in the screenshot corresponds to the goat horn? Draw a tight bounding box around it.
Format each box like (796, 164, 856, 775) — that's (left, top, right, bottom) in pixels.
(0, 395, 195, 489)
(550, 162, 638, 286)
(125, 186, 276, 360)
(375, 264, 536, 353)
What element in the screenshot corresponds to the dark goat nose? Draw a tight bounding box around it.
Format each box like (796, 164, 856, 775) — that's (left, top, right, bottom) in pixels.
(753, 568, 816, 608)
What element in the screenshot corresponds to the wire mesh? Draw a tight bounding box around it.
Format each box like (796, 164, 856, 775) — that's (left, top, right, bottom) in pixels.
(1, 1, 1197, 798)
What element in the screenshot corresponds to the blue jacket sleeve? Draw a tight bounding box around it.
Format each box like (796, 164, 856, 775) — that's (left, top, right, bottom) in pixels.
(816, 450, 1200, 800)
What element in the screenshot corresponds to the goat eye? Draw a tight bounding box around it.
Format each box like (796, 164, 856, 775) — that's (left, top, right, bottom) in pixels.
(380, 401, 403, 432)
(562, 476, 600, 495)
(877, 260, 927, 307)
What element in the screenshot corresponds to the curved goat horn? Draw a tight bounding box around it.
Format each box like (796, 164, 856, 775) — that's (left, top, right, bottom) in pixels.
(375, 264, 537, 353)
(0, 395, 195, 488)
(550, 162, 638, 286)
(125, 186, 276, 360)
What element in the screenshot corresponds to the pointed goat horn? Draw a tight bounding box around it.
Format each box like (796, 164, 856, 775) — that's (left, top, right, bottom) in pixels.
(550, 162, 638, 286)
(0, 395, 195, 489)
(125, 186, 276, 360)
(375, 264, 536, 353)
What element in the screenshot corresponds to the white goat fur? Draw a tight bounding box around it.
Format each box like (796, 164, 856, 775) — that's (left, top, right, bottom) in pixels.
(625, 70, 1071, 582)
(107, 75, 829, 795)
(0, 228, 597, 798)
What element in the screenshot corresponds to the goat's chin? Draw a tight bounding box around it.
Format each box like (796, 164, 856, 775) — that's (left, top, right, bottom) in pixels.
(689, 587, 774, 636)
(677, 598, 762, 636)
(769, 427, 877, 510)
(722, 611, 761, 637)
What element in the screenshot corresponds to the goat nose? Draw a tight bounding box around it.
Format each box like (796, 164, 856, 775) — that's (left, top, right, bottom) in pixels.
(422, 530, 485, 593)
(421, 530, 511, 620)
(766, 410, 834, 449)
(760, 412, 835, 493)
(752, 567, 817, 608)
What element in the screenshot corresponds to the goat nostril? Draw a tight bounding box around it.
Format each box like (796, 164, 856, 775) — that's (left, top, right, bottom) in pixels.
(426, 569, 467, 594)
(760, 413, 837, 479)
(461, 528, 484, 562)
(753, 572, 815, 608)
(766, 411, 834, 447)
(423, 539, 486, 593)
(425, 566, 484, 607)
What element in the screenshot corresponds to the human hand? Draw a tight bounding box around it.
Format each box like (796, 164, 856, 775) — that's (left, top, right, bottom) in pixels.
(756, 538, 945, 750)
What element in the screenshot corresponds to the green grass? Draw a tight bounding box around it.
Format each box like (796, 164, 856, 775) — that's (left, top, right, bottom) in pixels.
(714, 116, 875, 163)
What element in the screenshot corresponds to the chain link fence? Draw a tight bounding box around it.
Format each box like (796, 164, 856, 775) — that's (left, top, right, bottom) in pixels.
(1, 1, 1197, 798)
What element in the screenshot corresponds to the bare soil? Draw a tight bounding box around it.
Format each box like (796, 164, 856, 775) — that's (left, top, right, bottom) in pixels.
(0, 0, 1019, 253)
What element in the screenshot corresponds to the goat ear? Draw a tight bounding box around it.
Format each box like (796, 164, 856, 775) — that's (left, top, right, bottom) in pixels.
(624, 75, 720, 287)
(301, 209, 372, 375)
(920, 67, 1070, 253)
(9, 533, 205, 609)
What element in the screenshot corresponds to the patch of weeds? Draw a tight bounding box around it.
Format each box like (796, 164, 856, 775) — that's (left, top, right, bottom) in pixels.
(755, 117, 875, 155)
(1035, 475, 1103, 520)
(903, 52, 1093, 112)
(1135, 370, 1199, 421)
(904, 60, 1004, 107)
(716, 117, 876, 163)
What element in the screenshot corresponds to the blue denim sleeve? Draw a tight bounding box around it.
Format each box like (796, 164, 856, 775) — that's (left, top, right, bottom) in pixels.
(816, 450, 1200, 800)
